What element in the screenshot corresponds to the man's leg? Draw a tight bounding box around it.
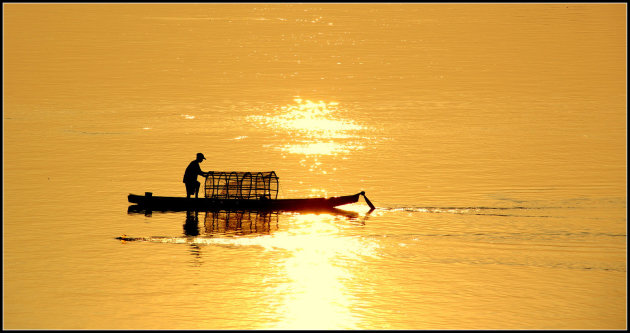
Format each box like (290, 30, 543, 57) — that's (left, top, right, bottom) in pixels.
(186, 182, 193, 198)
(195, 181, 200, 198)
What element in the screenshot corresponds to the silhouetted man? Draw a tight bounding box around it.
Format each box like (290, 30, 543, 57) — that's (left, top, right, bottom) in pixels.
(183, 153, 209, 198)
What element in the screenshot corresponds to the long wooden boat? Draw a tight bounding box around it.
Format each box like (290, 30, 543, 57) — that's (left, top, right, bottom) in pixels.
(128, 191, 374, 212)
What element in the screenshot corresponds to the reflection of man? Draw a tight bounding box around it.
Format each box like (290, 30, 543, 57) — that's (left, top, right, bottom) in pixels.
(183, 153, 209, 198)
(184, 210, 199, 236)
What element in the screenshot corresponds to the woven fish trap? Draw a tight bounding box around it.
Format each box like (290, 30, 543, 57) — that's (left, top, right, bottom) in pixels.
(204, 171, 279, 200)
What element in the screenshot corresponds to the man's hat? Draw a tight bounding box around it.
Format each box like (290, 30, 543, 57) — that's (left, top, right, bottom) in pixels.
(197, 153, 206, 160)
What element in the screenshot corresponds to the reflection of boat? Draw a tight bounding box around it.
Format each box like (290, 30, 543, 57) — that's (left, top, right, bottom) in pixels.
(128, 191, 374, 212)
(203, 210, 280, 236)
(127, 205, 360, 219)
(119, 208, 362, 242)
(119, 210, 280, 240)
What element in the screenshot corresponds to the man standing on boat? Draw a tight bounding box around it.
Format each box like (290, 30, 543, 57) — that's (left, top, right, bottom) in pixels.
(183, 153, 209, 198)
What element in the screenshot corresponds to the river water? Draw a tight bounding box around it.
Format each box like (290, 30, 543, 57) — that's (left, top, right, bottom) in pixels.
(3, 3, 626, 329)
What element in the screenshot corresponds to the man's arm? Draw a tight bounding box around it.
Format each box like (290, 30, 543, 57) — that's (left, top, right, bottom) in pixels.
(194, 163, 208, 177)
(199, 167, 210, 177)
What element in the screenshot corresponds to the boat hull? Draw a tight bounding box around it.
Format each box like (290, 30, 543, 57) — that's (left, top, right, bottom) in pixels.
(128, 192, 362, 212)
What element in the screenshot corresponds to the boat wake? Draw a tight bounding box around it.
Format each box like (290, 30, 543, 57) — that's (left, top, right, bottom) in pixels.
(115, 234, 277, 248)
(115, 233, 382, 261)
(378, 206, 564, 218)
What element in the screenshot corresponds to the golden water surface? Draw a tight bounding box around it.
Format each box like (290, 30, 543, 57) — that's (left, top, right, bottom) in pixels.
(3, 3, 627, 329)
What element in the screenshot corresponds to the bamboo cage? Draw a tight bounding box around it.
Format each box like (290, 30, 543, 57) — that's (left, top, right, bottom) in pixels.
(204, 171, 279, 200)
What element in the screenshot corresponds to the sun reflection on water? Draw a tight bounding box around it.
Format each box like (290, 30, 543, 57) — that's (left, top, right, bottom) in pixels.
(263, 214, 378, 329)
(254, 98, 364, 136)
(282, 141, 361, 156)
(121, 210, 379, 329)
(246, 98, 370, 172)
